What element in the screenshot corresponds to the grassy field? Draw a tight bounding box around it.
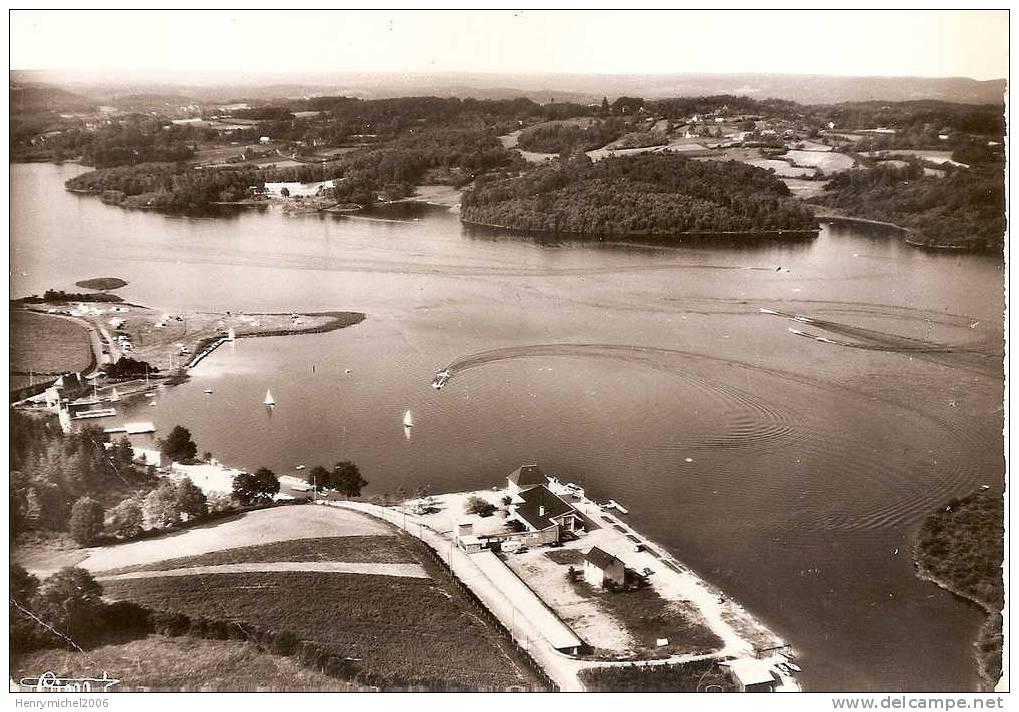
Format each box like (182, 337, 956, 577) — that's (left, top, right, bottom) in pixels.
(783, 150, 856, 172)
(10, 310, 93, 386)
(11, 634, 356, 691)
(80, 505, 390, 573)
(82, 507, 541, 689)
(570, 579, 724, 659)
(103, 569, 539, 689)
(105, 535, 420, 575)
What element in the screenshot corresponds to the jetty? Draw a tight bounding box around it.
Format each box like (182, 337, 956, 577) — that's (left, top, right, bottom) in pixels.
(187, 335, 230, 369)
(103, 421, 157, 435)
(71, 408, 117, 420)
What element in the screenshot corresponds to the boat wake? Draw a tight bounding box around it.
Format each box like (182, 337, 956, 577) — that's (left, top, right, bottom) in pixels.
(759, 307, 1000, 377)
(435, 341, 997, 533)
(440, 343, 798, 451)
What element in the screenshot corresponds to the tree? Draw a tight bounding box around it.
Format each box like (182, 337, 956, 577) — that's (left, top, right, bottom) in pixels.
(174, 478, 208, 521)
(232, 468, 280, 506)
(105, 356, 158, 380)
(332, 461, 367, 498)
(601, 96, 610, 114)
(33, 567, 105, 641)
(206, 492, 238, 513)
(307, 465, 331, 492)
(159, 425, 197, 463)
(107, 497, 143, 539)
(280, 186, 290, 198)
(112, 437, 134, 465)
(10, 563, 42, 652)
(143, 480, 181, 528)
(464, 495, 496, 517)
(68, 497, 104, 545)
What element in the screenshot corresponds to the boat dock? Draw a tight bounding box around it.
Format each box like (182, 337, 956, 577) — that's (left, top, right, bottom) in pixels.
(187, 335, 230, 370)
(72, 408, 117, 420)
(103, 421, 157, 435)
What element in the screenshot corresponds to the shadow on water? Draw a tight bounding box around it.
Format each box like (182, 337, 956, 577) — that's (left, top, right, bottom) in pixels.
(461, 221, 819, 253)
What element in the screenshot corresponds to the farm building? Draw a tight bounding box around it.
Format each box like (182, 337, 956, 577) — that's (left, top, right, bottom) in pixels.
(583, 546, 626, 588)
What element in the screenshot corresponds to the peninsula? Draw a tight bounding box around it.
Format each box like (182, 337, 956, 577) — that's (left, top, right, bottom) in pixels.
(460, 152, 818, 238)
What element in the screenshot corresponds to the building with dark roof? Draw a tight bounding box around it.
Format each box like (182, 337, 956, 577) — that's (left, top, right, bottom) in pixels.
(505, 465, 583, 541)
(506, 464, 547, 494)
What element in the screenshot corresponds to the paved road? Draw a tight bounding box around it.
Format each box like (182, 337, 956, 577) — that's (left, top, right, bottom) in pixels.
(326, 500, 589, 691)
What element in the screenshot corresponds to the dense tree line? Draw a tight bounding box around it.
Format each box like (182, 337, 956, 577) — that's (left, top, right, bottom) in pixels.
(461, 153, 818, 236)
(810, 162, 1005, 250)
(17, 289, 123, 304)
(648, 95, 799, 119)
(516, 119, 625, 154)
(67, 124, 518, 211)
(66, 160, 347, 211)
(329, 125, 518, 204)
(9, 412, 154, 538)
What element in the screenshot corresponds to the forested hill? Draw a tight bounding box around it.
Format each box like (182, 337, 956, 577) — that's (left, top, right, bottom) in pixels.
(810, 162, 1005, 251)
(460, 153, 819, 237)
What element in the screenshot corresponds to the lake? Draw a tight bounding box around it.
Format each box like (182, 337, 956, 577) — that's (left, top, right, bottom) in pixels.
(11, 162, 1005, 691)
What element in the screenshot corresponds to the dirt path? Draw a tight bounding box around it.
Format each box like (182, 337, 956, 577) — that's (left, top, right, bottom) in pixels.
(80, 507, 391, 573)
(97, 561, 429, 580)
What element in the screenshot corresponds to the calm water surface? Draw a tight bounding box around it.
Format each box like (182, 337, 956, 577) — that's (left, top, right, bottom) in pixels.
(11, 162, 1005, 691)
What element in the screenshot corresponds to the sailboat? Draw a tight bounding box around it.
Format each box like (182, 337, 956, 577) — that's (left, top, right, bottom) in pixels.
(227, 327, 236, 341)
(264, 389, 276, 407)
(108, 387, 121, 403)
(403, 410, 413, 428)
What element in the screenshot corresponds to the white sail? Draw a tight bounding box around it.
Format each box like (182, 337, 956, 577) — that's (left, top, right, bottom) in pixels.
(109, 387, 120, 402)
(227, 327, 236, 341)
(403, 410, 413, 427)
(264, 389, 276, 406)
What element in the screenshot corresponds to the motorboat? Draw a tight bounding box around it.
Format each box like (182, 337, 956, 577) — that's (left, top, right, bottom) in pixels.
(431, 369, 450, 390)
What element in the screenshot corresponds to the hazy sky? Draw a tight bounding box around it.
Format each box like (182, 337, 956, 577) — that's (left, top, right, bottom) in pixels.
(10, 10, 1009, 80)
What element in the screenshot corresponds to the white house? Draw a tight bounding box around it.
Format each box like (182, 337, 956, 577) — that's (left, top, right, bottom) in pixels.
(583, 546, 626, 588)
(722, 658, 779, 692)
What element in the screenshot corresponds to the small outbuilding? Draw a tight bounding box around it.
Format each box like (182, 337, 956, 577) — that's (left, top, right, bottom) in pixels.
(583, 546, 626, 588)
(723, 658, 778, 692)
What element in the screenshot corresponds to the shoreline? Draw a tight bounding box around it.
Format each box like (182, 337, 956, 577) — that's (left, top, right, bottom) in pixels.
(12, 302, 366, 391)
(814, 212, 992, 252)
(330, 484, 800, 691)
(912, 560, 1001, 691)
(460, 218, 819, 240)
